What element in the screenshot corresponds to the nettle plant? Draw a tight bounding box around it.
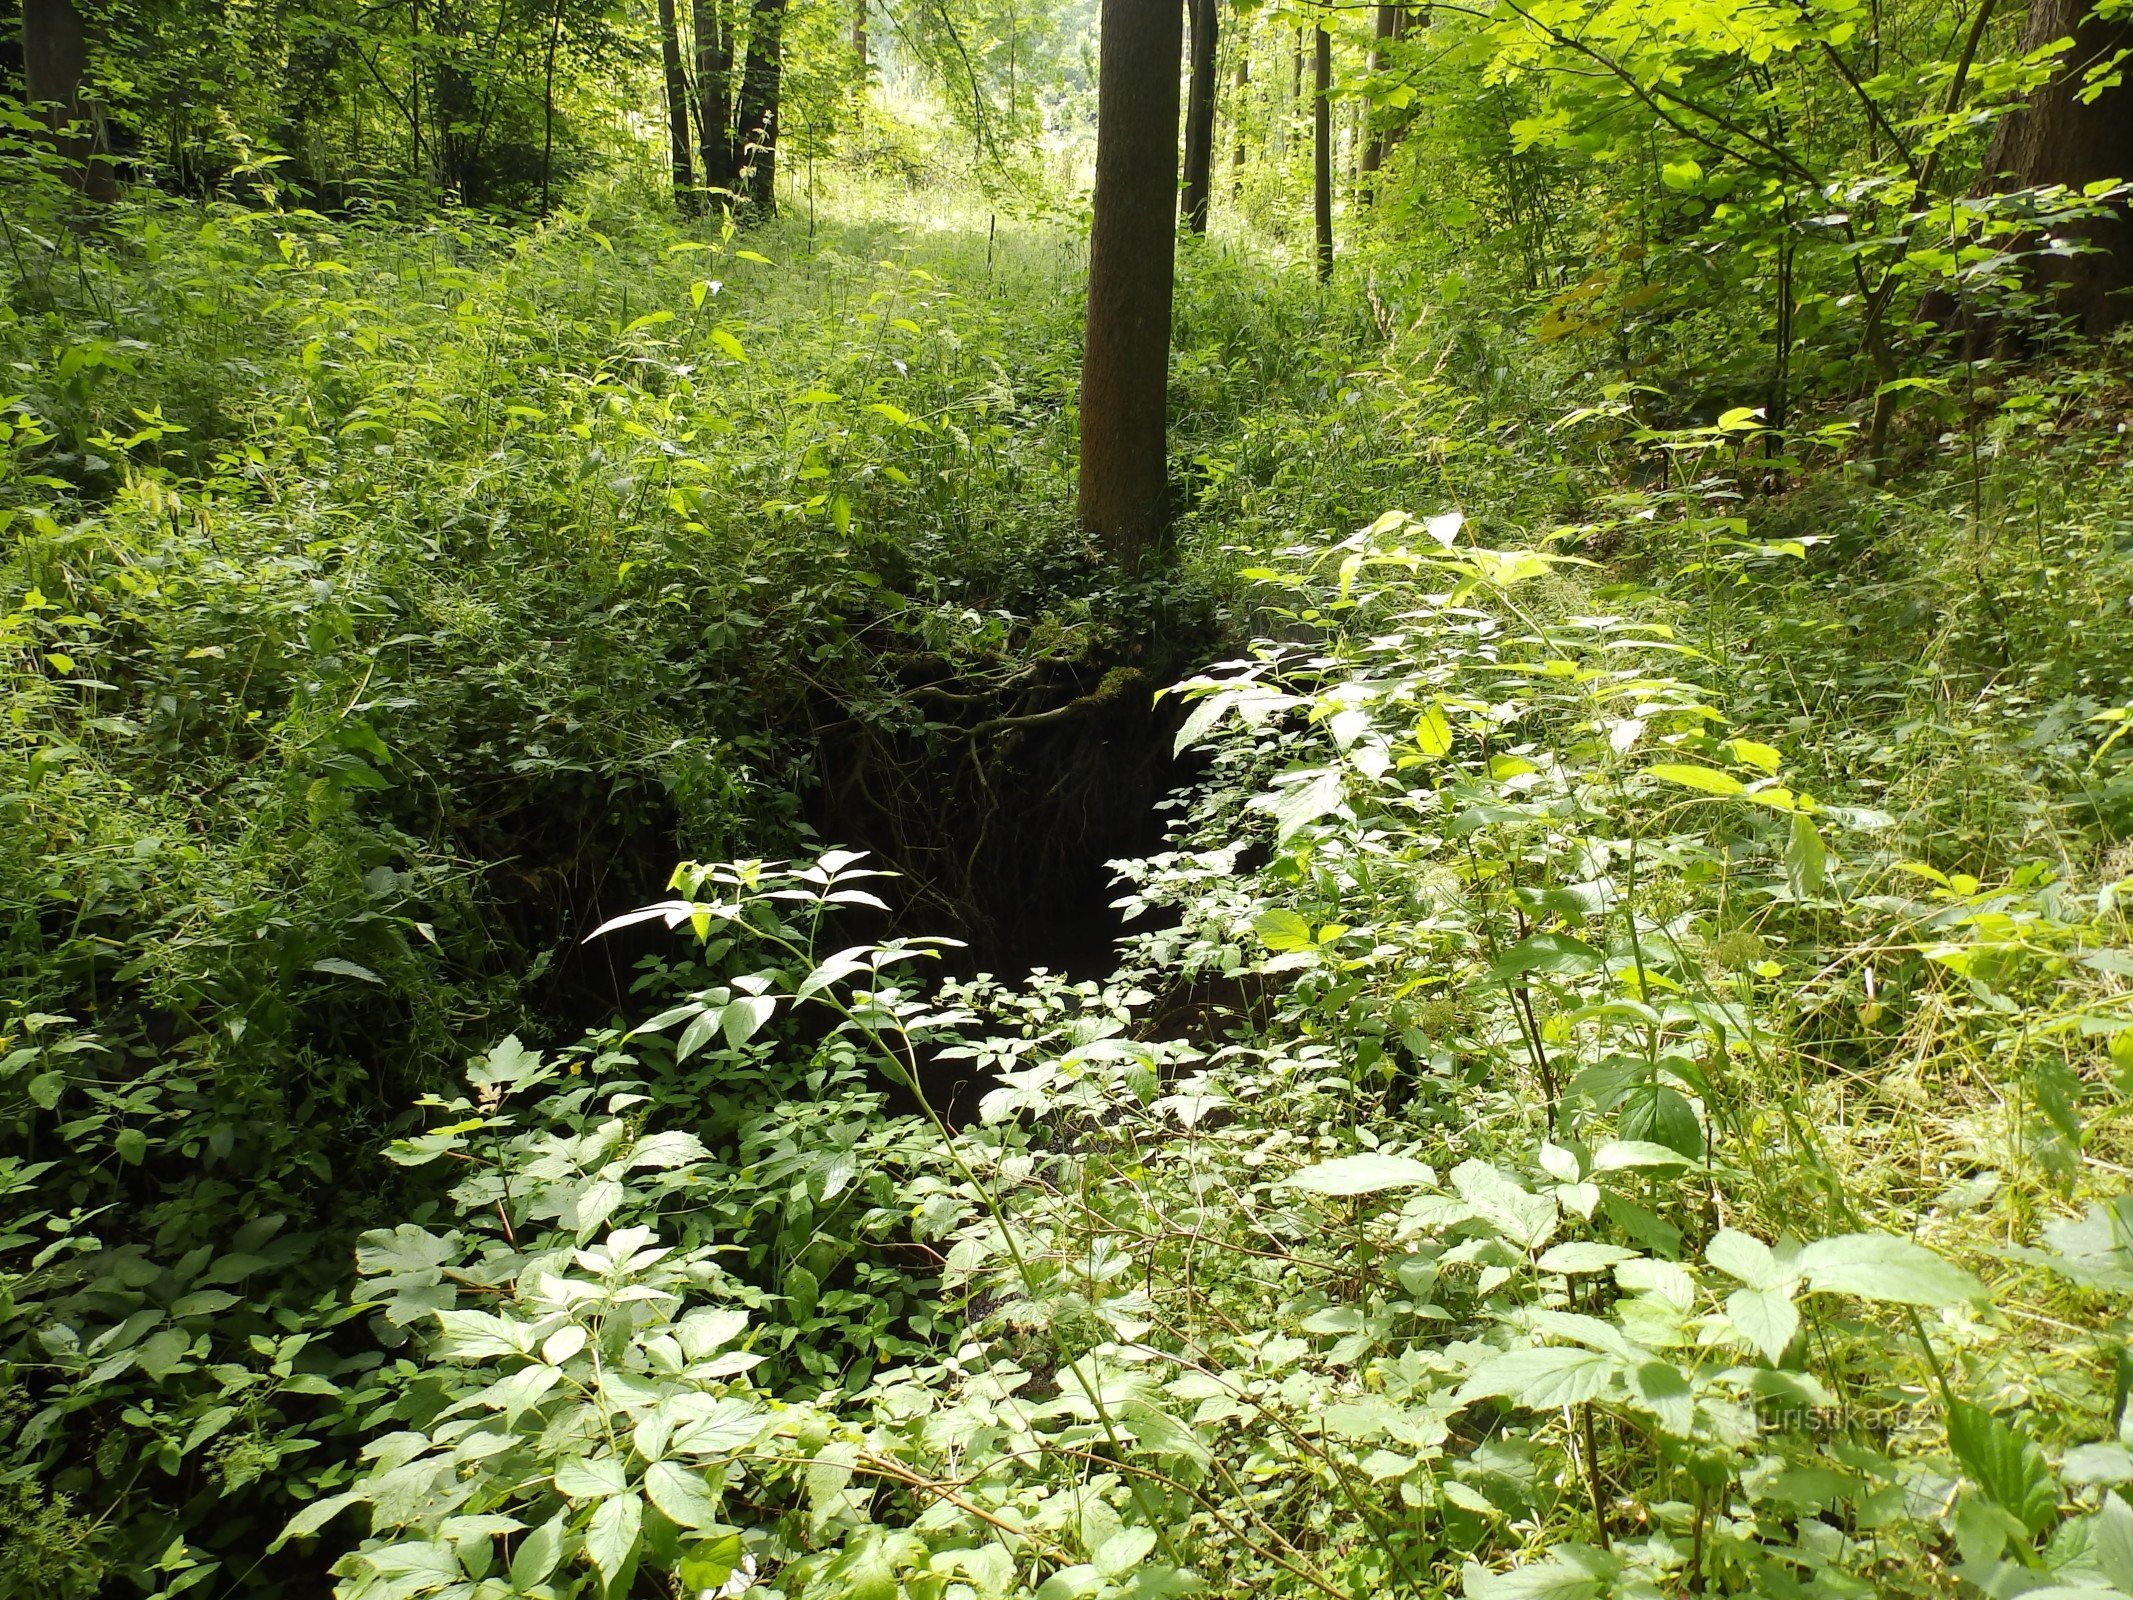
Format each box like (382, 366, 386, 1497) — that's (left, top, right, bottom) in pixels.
(291, 518, 2133, 1599)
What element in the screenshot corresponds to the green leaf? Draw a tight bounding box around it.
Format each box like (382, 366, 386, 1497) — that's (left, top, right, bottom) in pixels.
(1645, 763, 1744, 797)
(1490, 932, 1605, 984)
(273, 1490, 362, 1549)
(1413, 703, 1454, 758)
(1784, 812, 1828, 898)
(182, 1405, 238, 1454)
(1253, 908, 1314, 952)
(1280, 1154, 1438, 1195)
(1948, 1399, 2058, 1534)
(1705, 1227, 1784, 1291)
(585, 1491, 642, 1595)
(645, 1460, 720, 1529)
(309, 956, 382, 983)
(709, 327, 748, 361)
(1270, 769, 1344, 843)
(1798, 1233, 1987, 1307)
(1726, 1287, 1800, 1364)
(1536, 1242, 1639, 1275)
(1455, 1345, 1617, 1410)
(27, 1071, 64, 1109)
(114, 1127, 147, 1165)
(1094, 1527, 1158, 1578)
(555, 1454, 630, 1500)
(509, 1510, 569, 1589)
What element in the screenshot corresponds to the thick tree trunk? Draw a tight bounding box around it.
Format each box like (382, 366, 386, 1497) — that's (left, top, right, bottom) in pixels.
(22, 0, 115, 199)
(1983, 0, 2133, 330)
(658, 0, 698, 209)
(1180, 0, 1218, 233)
(732, 0, 787, 211)
(1079, 0, 1184, 562)
(694, 0, 735, 191)
(1312, 15, 1332, 280)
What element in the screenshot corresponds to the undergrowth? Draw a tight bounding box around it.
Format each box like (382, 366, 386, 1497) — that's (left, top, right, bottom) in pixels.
(7, 149, 2133, 1600)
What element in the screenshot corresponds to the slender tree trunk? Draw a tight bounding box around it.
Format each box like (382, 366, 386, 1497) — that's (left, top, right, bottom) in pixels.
(1231, 46, 1249, 194)
(1359, 3, 1399, 195)
(24, 0, 116, 199)
(540, 0, 565, 210)
(1982, 0, 2133, 330)
(1313, 14, 1333, 280)
(1079, 0, 1185, 562)
(1180, 0, 1219, 233)
(733, 0, 788, 211)
(694, 0, 735, 191)
(658, 0, 698, 208)
(854, 0, 868, 69)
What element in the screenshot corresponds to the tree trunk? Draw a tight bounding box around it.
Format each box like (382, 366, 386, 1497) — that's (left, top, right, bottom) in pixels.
(695, 0, 735, 192)
(22, 0, 115, 200)
(1359, 4, 1400, 194)
(854, 0, 868, 70)
(733, 0, 787, 211)
(658, 0, 698, 209)
(1312, 14, 1332, 280)
(1079, 0, 1185, 562)
(1231, 47, 1249, 194)
(1983, 0, 2133, 330)
(1180, 0, 1219, 233)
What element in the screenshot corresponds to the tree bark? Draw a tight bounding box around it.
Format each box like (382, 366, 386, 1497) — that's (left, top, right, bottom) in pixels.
(1181, 0, 1219, 233)
(1231, 46, 1249, 193)
(1359, 4, 1400, 193)
(854, 0, 868, 70)
(1982, 0, 2133, 330)
(1312, 14, 1332, 280)
(658, 0, 698, 209)
(22, 0, 116, 200)
(1079, 0, 1185, 562)
(733, 0, 787, 211)
(695, 0, 736, 192)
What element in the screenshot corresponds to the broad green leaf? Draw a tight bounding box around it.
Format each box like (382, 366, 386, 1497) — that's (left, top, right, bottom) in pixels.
(585, 1491, 642, 1595)
(1726, 1287, 1799, 1364)
(1645, 763, 1743, 797)
(1280, 1154, 1438, 1195)
(274, 1490, 362, 1549)
(1455, 1345, 1617, 1410)
(1094, 1527, 1158, 1578)
(1536, 1242, 1639, 1275)
(1269, 769, 1344, 843)
(645, 1460, 720, 1529)
(509, 1511, 568, 1589)
(1490, 932, 1605, 983)
(1253, 908, 1313, 952)
(1798, 1233, 1986, 1307)
(1948, 1400, 2058, 1534)
(1414, 703, 1454, 758)
(1705, 1228, 1783, 1290)
(555, 1454, 630, 1501)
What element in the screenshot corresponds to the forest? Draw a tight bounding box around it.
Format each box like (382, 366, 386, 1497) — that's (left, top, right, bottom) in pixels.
(5, 0, 2133, 1591)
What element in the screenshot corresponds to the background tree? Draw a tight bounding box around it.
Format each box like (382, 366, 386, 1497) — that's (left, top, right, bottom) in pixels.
(659, 0, 698, 206)
(1180, 0, 1217, 232)
(732, 0, 789, 207)
(1079, 0, 1184, 560)
(1311, 8, 1331, 279)
(1358, 3, 1403, 194)
(1982, 0, 2133, 330)
(21, 0, 114, 198)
